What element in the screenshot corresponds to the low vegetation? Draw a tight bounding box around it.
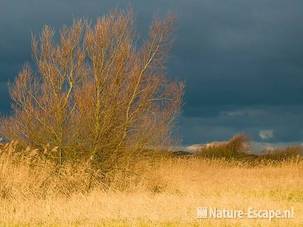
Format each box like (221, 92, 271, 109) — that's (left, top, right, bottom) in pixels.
(196, 134, 252, 159)
(0, 141, 302, 226)
(195, 134, 303, 164)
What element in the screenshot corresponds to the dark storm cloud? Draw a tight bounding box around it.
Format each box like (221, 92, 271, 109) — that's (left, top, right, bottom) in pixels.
(1, 0, 303, 143)
(172, 0, 303, 108)
(180, 105, 303, 144)
(0, 82, 10, 114)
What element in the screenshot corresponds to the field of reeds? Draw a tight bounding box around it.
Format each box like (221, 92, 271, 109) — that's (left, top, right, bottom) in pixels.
(0, 140, 302, 226)
(0, 11, 302, 226)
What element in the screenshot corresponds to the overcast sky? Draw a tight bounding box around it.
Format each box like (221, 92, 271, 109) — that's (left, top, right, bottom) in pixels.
(1, 0, 303, 144)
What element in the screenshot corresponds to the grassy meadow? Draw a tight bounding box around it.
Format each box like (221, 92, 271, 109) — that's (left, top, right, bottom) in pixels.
(0, 141, 302, 226)
(0, 12, 302, 226)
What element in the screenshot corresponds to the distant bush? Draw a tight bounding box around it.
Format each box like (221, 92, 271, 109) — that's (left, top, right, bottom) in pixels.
(259, 146, 303, 162)
(196, 134, 252, 159)
(195, 134, 302, 163)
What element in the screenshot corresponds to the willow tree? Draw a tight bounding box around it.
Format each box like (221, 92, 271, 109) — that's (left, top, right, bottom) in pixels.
(0, 10, 183, 169)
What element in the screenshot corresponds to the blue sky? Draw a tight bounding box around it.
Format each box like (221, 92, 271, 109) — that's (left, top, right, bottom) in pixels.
(1, 0, 303, 144)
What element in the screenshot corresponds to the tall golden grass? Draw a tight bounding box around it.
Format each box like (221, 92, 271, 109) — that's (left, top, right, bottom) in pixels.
(0, 141, 302, 226)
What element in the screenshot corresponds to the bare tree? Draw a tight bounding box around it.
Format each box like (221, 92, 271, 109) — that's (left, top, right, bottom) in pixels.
(0, 10, 183, 170)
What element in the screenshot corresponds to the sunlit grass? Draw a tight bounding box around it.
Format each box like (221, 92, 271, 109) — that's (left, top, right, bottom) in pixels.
(0, 141, 302, 226)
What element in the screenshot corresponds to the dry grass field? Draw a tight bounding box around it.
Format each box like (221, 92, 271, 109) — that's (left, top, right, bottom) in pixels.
(1, 12, 302, 226)
(1, 8, 303, 227)
(0, 142, 302, 226)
